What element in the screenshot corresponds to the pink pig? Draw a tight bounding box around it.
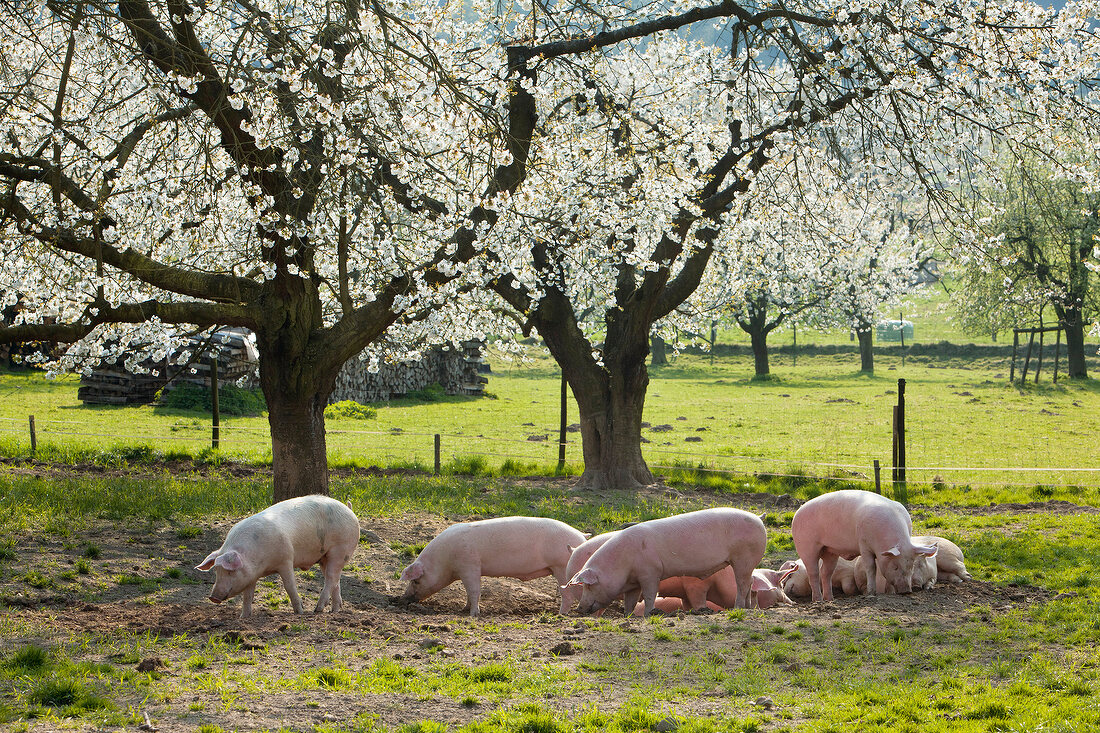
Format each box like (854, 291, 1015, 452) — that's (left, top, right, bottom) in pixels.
(400, 516, 586, 617)
(656, 566, 792, 610)
(750, 568, 796, 609)
(560, 531, 618, 613)
(791, 490, 937, 601)
(855, 550, 938, 593)
(630, 597, 724, 616)
(567, 508, 767, 616)
(779, 557, 860, 598)
(913, 535, 971, 583)
(196, 495, 360, 619)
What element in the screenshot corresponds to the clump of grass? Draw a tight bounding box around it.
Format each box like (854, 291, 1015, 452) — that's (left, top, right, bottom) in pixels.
(82, 544, 101, 560)
(4, 645, 49, 675)
(175, 525, 202, 539)
(314, 667, 351, 689)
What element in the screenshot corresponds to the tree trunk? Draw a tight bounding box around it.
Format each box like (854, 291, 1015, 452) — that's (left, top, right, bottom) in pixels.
(573, 375, 655, 491)
(857, 327, 874, 373)
(1063, 316, 1088, 379)
(650, 335, 667, 366)
(266, 388, 332, 502)
(750, 330, 770, 377)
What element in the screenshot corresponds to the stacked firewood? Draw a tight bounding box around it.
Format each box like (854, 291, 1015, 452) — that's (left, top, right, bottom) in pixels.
(329, 340, 487, 404)
(77, 329, 258, 405)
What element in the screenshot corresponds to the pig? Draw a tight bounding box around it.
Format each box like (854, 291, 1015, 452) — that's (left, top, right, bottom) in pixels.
(400, 516, 586, 617)
(913, 535, 971, 583)
(656, 567, 791, 610)
(791, 489, 937, 601)
(750, 568, 796, 609)
(631, 597, 724, 616)
(566, 508, 767, 616)
(855, 550, 937, 593)
(559, 531, 619, 614)
(780, 557, 860, 598)
(196, 495, 360, 619)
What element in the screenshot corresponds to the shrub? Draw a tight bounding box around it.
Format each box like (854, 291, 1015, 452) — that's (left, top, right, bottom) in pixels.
(324, 401, 378, 420)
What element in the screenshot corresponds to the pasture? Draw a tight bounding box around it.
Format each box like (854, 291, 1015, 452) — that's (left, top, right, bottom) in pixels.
(0, 332, 1099, 732)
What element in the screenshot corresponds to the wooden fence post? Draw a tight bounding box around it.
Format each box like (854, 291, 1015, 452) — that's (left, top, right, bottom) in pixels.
(893, 378, 907, 506)
(558, 373, 567, 472)
(28, 415, 36, 456)
(1010, 330, 1018, 381)
(434, 434, 441, 475)
(873, 459, 881, 494)
(1054, 327, 1061, 383)
(210, 356, 220, 449)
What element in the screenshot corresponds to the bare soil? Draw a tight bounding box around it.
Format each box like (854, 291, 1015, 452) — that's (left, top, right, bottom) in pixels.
(0, 468, 1077, 732)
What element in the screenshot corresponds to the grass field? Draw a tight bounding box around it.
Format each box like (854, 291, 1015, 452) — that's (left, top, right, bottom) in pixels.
(1, 330, 1099, 507)
(0, 466, 1097, 732)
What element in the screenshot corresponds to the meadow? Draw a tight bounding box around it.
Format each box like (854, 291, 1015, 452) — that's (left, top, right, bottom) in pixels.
(0, 292, 1099, 732)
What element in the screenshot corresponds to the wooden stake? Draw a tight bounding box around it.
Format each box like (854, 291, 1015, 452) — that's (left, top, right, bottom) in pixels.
(28, 415, 36, 455)
(434, 434, 441, 475)
(210, 357, 220, 449)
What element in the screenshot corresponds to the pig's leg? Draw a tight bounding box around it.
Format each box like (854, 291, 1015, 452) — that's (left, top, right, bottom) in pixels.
(731, 560, 754, 609)
(819, 554, 839, 602)
(861, 552, 877, 596)
(460, 571, 482, 617)
(802, 547, 825, 602)
(623, 587, 641, 617)
(240, 583, 257, 619)
(278, 564, 305, 613)
(314, 553, 343, 613)
(683, 578, 709, 611)
(638, 579, 660, 616)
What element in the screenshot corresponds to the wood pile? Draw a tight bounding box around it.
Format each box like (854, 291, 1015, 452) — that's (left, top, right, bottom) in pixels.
(330, 340, 488, 404)
(77, 329, 259, 405)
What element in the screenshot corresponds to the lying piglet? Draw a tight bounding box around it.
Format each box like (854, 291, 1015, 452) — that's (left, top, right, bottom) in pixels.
(751, 568, 796, 609)
(780, 557, 859, 598)
(400, 516, 586, 617)
(560, 531, 619, 614)
(855, 550, 937, 593)
(791, 489, 937, 601)
(196, 495, 360, 619)
(568, 508, 767, 616)
(631, 597, 723, 616)
(913, 535, 971, 583)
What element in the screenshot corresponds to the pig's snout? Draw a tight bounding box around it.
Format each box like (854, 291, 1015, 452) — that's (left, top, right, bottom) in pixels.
(208, 594, 224, 604)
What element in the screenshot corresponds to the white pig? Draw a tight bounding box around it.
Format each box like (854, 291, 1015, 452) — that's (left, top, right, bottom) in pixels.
(400, 516, 586, 617)
(855, 550, 938, 593)
(791, 490, 937, 601)
(567, 508, 767, 616)
(560, 531, 618, 613)
(750, 568, 796, 609)
(913, 535, 971, 583)
(780, 557, 860, 598)
(196, 495, 360, 619)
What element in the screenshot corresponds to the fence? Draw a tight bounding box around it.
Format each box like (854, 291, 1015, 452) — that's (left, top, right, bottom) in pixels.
(3, 412, 1100, 500)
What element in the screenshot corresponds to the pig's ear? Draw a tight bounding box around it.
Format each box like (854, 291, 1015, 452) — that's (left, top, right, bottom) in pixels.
(881, 545, 902, 558)
(570, 567, 600, 586)
(196, 550, 220, 571)
(778, 564, 798, 583)
(914, 544, 938, 557)
(400, 562, 423, 582)
(214, 551, 243, 572)
(751, 574, 775, 592)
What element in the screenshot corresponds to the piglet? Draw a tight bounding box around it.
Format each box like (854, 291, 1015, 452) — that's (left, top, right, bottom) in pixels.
(567, 508, 767, 616)
(855, 550, 938, 593)
(750, 568, 796, 609)
(779, 557, 860, 598)
(196, 495, 360, 619)
(400, 516, 586, 617)
(791, 489, 937, 601)
(913, 535, 971, 583)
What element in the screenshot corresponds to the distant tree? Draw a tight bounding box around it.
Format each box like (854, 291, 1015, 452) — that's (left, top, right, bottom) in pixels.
(954, 158, 1100, 378)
